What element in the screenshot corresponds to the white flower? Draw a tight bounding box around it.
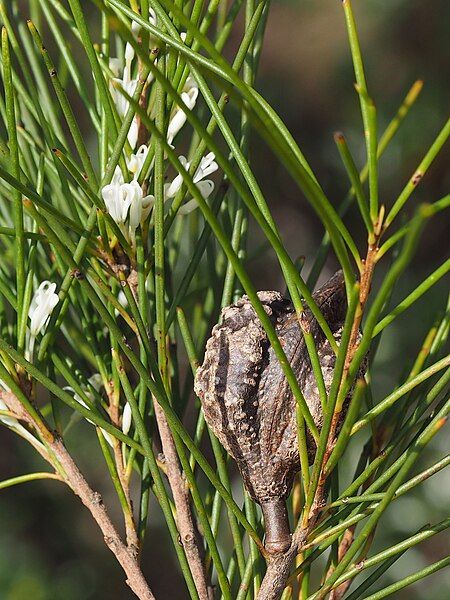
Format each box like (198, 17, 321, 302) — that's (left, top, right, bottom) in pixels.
(164, 155, 189, 198)
(118, 290, 128, 309)
(28, 281, 59, 337)
(115, 289, 128, 318)
(167, 77, 199, 145)
(194, 152, 218, 180)
(122, 402, 132, 435)
(124, 20, 141, 65)
(127, 180, 154, 242)
(101, 170, 133, 225)
(111, 73, 138, 120)
(102, 170, 153, 241)
(127, 144, 150, 178)
(146, 9, 158, 44)
(110, 51, 139, 148)
(162, 152, 218, 213)
(165, 153, 218, 198)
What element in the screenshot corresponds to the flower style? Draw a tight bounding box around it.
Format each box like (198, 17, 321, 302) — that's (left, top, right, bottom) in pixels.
(28, 281, 59, 337)
(167, 76, 199, 145)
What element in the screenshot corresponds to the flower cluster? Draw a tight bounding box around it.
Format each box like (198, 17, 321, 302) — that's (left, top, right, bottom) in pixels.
(102, 20, 219, 242)
(101, 161, 153, 245)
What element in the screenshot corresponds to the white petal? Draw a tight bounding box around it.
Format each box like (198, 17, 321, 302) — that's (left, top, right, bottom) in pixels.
(128, 116, 139, 149)
(196, 179, 215, 199)
(112, 76, 138, 118)
(165, 173, 183, 199)
(122, 402, 132, 434)
(102, 184, 126, 224)
(101, 429, 115, 447)
(167, 109, 187, 144)
(178, 198, 199, 215)
(164, 157, 188, 198)
(125, 44, 134, 65)
(184, 75, 197, 91)
(166, 86, 198, 144)
(111, 165, 125, 186)
(183, 86, 199, 110)
(0, 380, 10, 392)
(109, 58, 121, 77)
(177, 181, 214, 215)
(88, 374, 103, 392)
(127, 144, 149, 177)
(194, 153, 218, 182)
(0, 397, 18, 427)
(131, 21, 141, 36)
(124, 21, 141, 65)
(121, 182, 140, 223)
(141, 195, 154, 221)
(28, 281, 59, 337)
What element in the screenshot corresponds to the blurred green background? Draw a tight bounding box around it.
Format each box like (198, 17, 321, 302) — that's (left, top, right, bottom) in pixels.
(1, 0, 449, 598)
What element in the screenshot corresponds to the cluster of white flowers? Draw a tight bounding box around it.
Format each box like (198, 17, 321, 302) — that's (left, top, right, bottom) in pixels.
(101, 160, 153, 245)
(103, 19, 218, 240)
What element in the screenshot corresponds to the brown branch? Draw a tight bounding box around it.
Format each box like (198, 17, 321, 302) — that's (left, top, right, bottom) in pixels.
(107, 385, 140, 553)
(328, 526, 356, 600)
(125, 260, 209, 595)
(1, 390, 155, 600)
(256, 519, 315, 600)
(344, 242, 378, 376)
(153, 401, 211, 600)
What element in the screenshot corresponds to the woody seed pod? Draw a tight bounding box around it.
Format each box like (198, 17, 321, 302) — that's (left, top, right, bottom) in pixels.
(194, 271, 355, 554)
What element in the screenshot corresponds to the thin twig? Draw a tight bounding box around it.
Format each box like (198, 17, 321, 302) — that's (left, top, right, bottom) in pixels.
(1, 390, 155, 600)
(108, 386, 140, 552)
(153, 401, 211, 599)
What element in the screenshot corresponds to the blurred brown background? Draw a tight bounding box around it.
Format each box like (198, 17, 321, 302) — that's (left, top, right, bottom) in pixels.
(1, 0, 449, 598)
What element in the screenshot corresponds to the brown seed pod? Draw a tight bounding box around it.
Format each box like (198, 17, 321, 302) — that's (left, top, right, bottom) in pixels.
(194, 271, 355, 554)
